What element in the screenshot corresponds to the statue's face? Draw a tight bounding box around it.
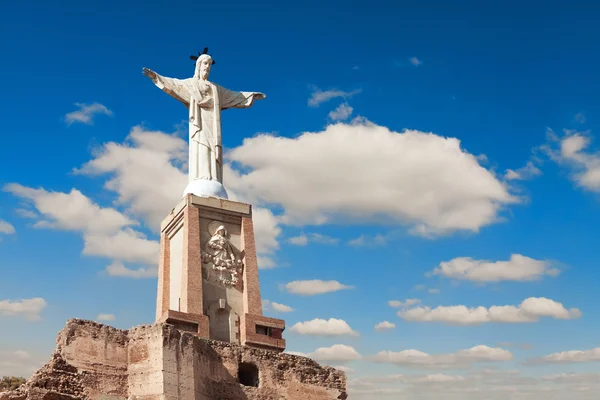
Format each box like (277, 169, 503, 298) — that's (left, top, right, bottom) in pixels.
(197, 57, 212, 80)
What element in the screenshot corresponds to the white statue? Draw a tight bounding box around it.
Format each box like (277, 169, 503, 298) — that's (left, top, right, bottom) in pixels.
(142, 49, 265, 199)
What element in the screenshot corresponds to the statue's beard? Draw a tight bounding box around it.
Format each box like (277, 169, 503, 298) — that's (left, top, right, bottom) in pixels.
(198, 69, 209, 80)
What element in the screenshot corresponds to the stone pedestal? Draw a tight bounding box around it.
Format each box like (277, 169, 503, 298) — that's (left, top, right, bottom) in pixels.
(156, 194, 285, 352)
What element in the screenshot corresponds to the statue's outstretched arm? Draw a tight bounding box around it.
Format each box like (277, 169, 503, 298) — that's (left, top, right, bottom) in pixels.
(142, 67, 190, 107)
(217, 84, 266, 109)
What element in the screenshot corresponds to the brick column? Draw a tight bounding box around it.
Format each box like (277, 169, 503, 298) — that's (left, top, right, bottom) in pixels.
(241, 214, 263, 316)
(155, 231, 170, 322)
(181, 196, 204, 315)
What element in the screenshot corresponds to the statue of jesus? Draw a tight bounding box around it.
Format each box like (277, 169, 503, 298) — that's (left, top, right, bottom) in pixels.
(142, 50, 265, 199)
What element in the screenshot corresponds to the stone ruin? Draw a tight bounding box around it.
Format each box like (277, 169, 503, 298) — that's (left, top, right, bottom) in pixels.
(0, 319, 347, 400)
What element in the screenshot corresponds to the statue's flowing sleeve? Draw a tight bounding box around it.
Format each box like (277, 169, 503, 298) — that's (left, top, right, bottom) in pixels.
(216, 84, 266, 110)
(153, 74, 192, 107)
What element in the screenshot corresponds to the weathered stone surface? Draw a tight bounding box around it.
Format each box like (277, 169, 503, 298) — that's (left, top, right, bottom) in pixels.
(1, 319, 347, 400)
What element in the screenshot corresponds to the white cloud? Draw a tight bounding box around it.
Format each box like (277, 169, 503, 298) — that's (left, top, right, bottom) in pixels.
(83, 228, 159, 265)
(226, 122, 518, 237)
(0, 220, 15, 235)
(105, 261, 157, 279)
(287, 232, 339, 246)
(288, 234, 308, 246)
(375, 321, 396, 331)
(4, 183, 158, 276)
(389, 299, 421, 308)
(348, 233, 387, 247)
(285, 350, 308, 357)
(308, 344, 361, 362)
(432, 254, 560, 282)
(370, 345, 512, 369)
(504, 161, 542, 181)
(328, 103, 353, 121)
(248, 206, 281, 266)
(308, 86, 361, 107)
(96, 313, 115, 321)
(0, 298, 46, 321)
(536, 347, 600, 364)
(65, 102, 113, 125)
(262, 300, 294, 313)
(575, 113, 586, 124)
(4, 184, 135, 233)
(74, 125, 187, 229)
(543, 129, 600, 193)
(284, 280, 354, 295)
(289, 318, 359, 336)
(409, 57, 423, 66)
(428, 288, 441, 294)
(15, 209, 37, 219)
(398, 297, 581, 325)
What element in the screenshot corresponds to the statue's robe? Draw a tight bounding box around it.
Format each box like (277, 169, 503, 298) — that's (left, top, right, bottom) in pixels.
(152, 73, 263, 183)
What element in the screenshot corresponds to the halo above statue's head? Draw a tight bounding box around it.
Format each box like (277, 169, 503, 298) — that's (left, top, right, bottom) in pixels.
(190, 47, 216, 65)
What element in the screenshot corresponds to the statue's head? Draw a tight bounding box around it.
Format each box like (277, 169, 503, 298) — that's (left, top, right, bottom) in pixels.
(195, 54, 214, 80)
(215, 225, 227, 236)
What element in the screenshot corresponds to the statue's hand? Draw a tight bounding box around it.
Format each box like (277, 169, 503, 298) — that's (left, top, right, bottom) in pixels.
(142, 67, 157, 81)
(254, 92, 266, 100)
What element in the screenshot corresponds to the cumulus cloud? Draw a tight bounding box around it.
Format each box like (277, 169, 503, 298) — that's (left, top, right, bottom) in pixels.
(74, 125, 187, 229)
(504, 161, 542, 181)
(289, 318, 359, 336)
(532, 347, 600, 364)
(226, 122, 519, 237)
(0, 219, 15, 235)
(15, 209, 37, 219)
(284, 280, 354, 295)
(287, 232, 339, 246)
(370, 345, 512, 369)
(308, 86, 361, 107)
(543, 128, 600, 193)
(389, 299, 421, 308)
(409, 57, 423, 66)
(431, 254, 560, 282)
(262, 300, 294, 313)
(328, 103, 353, 121)
(96, 313, 115, 321)
(105, 261, 157, 278)
(65, 102, 112, 125)
(4, 183, 158, 277)
(575, 113, 586, 124)
(398, 297, 581, 325)
(308, 344, 361, 362)
(4, 184, 136, 233)
(0, 298, 46, 321)
(83, 228, 159, 265)
(348, 233, 387, 247)
(374, 321, 396, 331)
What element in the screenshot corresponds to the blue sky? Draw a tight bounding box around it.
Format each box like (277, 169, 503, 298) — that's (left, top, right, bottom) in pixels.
(1, 0, 600, 398)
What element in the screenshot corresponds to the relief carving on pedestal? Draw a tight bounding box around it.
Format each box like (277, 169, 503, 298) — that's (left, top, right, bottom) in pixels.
(201, 221, 244, 288)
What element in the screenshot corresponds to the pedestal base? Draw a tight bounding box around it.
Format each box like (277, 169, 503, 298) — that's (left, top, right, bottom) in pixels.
(183, 179, 229, 199)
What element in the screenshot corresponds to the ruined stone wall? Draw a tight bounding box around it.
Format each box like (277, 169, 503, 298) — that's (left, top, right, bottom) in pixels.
(0, 319, 347, 400)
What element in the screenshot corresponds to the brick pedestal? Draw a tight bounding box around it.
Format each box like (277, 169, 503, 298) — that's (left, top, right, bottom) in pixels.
(156, 194, 285, 352)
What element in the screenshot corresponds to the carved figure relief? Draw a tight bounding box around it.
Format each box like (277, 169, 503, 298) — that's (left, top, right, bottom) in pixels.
(201, 221, 244, 287)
